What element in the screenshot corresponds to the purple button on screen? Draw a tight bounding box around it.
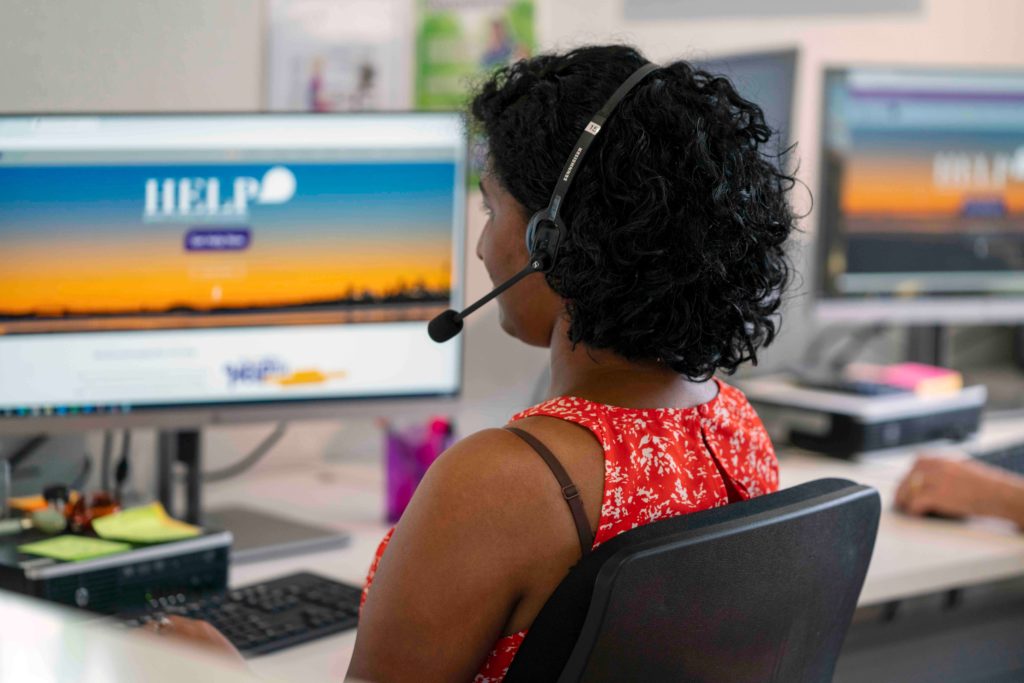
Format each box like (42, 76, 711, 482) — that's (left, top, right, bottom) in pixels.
(184, 228, 251, 251)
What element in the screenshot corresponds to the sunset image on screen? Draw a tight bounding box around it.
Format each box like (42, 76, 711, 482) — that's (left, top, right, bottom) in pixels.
(0, 161, 457, 335)
(840, 132, 1024, 227)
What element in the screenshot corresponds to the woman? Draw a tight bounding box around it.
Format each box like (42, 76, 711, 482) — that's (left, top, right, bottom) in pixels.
(162, 44, 798, 682)
(350, 45, 796, 681)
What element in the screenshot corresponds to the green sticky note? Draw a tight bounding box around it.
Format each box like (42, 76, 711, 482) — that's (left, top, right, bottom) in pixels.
(92, 502, 200, 544)
(19, 535, 131, 562)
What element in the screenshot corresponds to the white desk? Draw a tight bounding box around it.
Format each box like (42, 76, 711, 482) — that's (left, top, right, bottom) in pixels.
(204, 419, 1024, 683)
(0, 590, 270, 683)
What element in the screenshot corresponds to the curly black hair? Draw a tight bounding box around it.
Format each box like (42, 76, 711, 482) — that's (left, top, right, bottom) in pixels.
(469, 44, 797, 380)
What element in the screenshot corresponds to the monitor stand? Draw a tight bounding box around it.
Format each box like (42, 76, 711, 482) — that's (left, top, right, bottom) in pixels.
(156, 429, 350, 565)
(906, 325, 950, 367)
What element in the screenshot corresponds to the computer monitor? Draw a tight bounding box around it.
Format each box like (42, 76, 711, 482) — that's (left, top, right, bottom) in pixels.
(817, 66, 1024, 322)
(696, 48, 798, 166)
(0, 113, 466, 433)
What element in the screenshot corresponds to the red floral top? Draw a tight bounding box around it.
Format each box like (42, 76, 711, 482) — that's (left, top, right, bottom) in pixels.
(361, 378, 778, 682)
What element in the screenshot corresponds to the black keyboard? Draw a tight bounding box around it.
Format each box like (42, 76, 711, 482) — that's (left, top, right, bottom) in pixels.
(974, 442, 1024, 476)
(120, 571, 362, 657)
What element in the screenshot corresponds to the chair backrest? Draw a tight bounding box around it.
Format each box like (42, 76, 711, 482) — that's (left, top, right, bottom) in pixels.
(504, 478, 880, 683)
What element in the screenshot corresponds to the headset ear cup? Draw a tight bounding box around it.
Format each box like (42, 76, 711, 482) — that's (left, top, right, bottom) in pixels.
(525, 212, 542, 253)
(529, 217, 564, 273)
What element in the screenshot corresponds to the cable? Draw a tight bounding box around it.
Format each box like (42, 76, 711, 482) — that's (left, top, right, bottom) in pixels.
(802, 323, 889, 375)
(114, 430, 131, 502)
(200, 422, 288, 484)
(6, 434, 48, 470)
(803, 326, 853, 370)
(70, 454, 92, 492)
(826, 323, 890, 373)
(100, 430, 114, 492)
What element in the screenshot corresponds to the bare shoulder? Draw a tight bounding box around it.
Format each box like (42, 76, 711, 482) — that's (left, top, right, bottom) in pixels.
(422, 421, 602, 510)
(414, 427, 563, 529)
(408, 424, 597, 570)
(371, 426, 578, 620)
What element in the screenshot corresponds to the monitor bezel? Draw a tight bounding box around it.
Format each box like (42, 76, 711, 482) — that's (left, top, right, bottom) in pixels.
(0, 110, 468, 433)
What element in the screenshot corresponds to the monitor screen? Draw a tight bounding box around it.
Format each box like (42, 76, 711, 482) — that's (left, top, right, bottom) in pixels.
(0, 113, 465, 422)
(696, 49, 797, 165)
(818, 67, 1024, 321)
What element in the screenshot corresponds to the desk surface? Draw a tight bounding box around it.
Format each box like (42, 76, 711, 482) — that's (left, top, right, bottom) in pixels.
(206, 417, 1024, 683)
(0, 590, 270, 683)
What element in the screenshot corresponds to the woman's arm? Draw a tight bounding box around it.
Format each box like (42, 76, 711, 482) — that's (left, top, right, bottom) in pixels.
(347, 428, 562, 683)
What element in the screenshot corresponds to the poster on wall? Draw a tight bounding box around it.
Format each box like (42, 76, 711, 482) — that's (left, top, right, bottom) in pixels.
(415, 0, 535, 110)
(266, 0, 412, 111)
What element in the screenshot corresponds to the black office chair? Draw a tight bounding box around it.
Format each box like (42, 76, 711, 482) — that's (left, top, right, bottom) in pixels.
(504, 478, 880, 683)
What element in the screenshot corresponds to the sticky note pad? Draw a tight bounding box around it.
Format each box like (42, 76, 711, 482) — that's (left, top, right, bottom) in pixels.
(92, 502, 200, 544)
(19, 535, 131, 562)
(880, 362, 963, 396)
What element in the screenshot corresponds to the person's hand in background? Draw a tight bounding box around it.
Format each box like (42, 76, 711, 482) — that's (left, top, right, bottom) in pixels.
(895, 455, 1024, 528)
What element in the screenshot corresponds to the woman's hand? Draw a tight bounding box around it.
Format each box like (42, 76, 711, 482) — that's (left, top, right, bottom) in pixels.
(895, 454, 1024, 527)
(144, 615, 247, 666)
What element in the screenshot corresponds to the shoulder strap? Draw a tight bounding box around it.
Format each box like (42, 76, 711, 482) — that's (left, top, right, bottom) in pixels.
(504, 426, 594, 557)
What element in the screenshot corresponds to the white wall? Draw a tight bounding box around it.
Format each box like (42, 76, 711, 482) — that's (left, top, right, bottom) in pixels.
(0, 1, 263, 113)
(1, 0, 1022, 484)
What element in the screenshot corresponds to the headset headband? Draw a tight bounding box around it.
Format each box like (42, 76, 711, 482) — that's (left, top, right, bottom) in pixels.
(542, 62, 660, 224)
(526, 62, 660, 269)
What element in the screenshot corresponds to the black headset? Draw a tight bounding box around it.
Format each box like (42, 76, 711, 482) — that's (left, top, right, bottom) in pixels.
(428, 62, 661, 343)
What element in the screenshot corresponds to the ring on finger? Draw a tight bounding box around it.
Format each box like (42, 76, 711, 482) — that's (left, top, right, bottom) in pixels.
(153, 616, 173, 634)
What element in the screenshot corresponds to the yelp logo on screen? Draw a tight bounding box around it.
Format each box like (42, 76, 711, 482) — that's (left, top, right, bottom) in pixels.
(225, 357, 347, 389)
(225, 357, 289, 387)
(144, 166, 296, 222)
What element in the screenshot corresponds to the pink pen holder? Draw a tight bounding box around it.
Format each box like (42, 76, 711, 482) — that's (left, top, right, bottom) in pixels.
(384, 417, 455, 523)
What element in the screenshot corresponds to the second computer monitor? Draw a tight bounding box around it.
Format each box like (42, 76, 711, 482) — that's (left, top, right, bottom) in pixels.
(818, 66, 1024, 322)
(696, 48, 798, 167)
